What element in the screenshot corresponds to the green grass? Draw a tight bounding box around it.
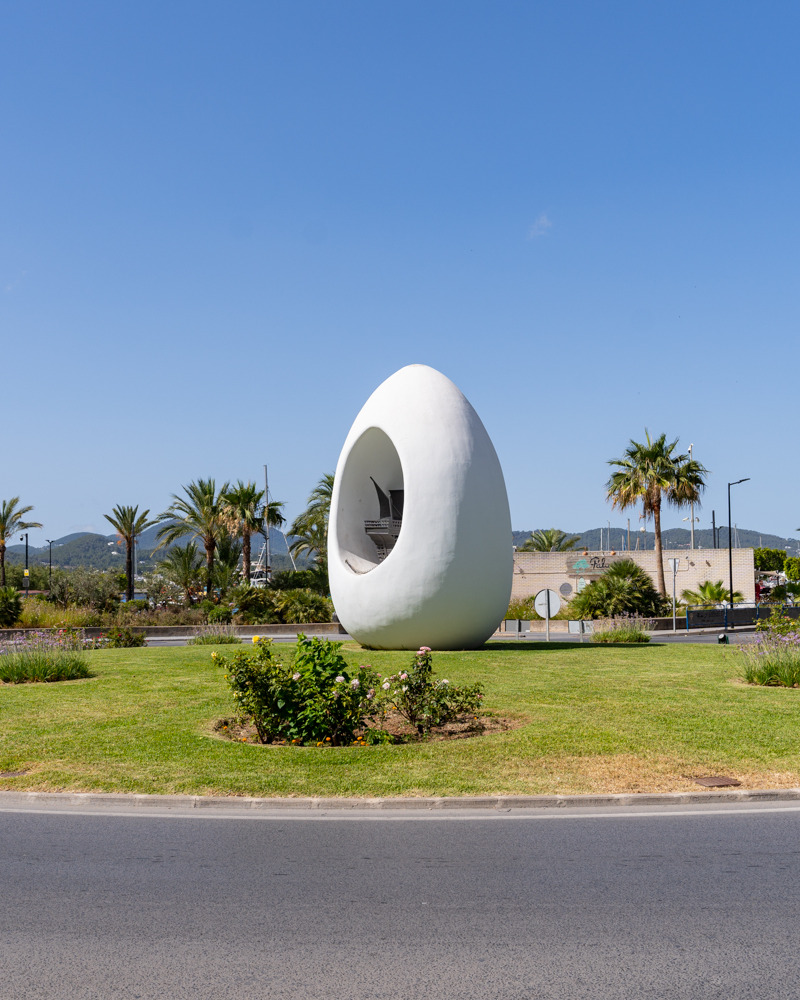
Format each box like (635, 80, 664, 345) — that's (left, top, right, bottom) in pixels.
(1, 641, 799, 798)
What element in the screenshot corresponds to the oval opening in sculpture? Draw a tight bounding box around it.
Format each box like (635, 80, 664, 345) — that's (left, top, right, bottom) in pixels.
(335, 427, 404, 575)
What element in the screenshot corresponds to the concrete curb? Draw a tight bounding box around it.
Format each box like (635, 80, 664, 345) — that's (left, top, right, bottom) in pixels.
(2, 787, 800, 813)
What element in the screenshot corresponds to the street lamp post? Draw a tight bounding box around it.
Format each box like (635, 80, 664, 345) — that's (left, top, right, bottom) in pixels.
(727, 478, 750, 630)
(19, 533, 29, 594)
(688, 444, 695, 550)
(45, 539, 53, 588)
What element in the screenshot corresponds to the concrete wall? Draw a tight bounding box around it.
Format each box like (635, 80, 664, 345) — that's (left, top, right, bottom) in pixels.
(511, 547, 756, 605)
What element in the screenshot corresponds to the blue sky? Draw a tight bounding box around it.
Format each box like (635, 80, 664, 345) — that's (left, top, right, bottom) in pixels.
(2, 1, 798, 548)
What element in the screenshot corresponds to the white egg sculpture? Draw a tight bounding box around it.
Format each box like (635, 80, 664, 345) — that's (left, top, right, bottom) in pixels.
(328, 364, 512, 649)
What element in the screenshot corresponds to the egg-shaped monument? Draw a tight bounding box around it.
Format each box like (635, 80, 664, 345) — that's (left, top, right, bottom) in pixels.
(328, 364, 513, 649)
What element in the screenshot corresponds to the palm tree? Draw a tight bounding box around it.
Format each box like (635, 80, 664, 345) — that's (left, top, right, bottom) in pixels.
(103, 504, 157, 601)
(681, 580, 743, 607)
(288, 473, 334, 572)
(157, 543, 202, 607)
(0, 498, 42, 587)
(570, 559, 667, 619)
(520, 528, 581, 552)
(155, 478, 230, 597)
(607, 432, 708, 598)
(221, 481, 285, 585)
(213, 529, 243, 597)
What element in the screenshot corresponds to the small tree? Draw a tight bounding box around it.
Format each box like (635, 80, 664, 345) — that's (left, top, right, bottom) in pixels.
(784, 557, 800, 582)
(569, 559, 668, 619)
(157, 543, 203, 607)
(754, 548, 786, 572)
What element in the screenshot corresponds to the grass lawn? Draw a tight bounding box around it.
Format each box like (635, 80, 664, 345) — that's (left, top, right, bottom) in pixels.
(2, 640, 799, 798)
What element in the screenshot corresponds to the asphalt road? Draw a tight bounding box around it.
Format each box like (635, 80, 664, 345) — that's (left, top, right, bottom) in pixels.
(2, 799, 799, 999)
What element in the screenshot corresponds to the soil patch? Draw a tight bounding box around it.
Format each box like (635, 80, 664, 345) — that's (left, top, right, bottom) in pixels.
(213, 710, 519, 746)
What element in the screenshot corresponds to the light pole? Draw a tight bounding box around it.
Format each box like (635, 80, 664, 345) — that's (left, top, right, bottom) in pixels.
(727, 478, 750, 629)
(45, 539, 53, 588)
(19, 533, 29, 594)
(688, 444, 695, 549)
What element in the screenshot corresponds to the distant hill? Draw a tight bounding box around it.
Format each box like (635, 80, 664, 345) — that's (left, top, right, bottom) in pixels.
(8, 524, 796, 571)
(513, 527, 799, 553)
(5, 525, 304, 572)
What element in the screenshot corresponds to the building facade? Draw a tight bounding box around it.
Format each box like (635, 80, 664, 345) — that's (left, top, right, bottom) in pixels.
(511, 547, 756, 605)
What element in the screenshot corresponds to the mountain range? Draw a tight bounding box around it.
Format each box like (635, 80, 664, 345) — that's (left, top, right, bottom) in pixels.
(5, 525, 798, 572)
(5, 524, 299, 573)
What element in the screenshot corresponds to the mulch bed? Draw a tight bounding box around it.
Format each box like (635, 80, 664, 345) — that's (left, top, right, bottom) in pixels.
(213, 710, 516, 745)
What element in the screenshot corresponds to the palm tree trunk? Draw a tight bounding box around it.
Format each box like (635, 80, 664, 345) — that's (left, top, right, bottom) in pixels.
(125, 539, 134, 602)
(0, 543, 5, 587)
(653, 503, 667, 597)
(205, 541, 215, 597)
(242, 528, 251, 585)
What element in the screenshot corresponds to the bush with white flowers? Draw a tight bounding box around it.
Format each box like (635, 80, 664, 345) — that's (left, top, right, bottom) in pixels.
(381, 646, 484, 735)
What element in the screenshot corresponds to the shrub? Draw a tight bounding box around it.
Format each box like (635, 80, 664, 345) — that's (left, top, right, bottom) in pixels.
(755, 607, 799, 636)
(0, 631, 92, 683)
(207, 605, 232, 625)
(505, 596, 538, 620)
(121, 599, 149, 612)
(16, 598, 101, 629)
(273, 588, 333, 624)
(233, 587, 281, 625)
(568, 560, 668, 619)
(216, 634, 382, 745)
(381, 646, 485, 735)
(0, 586, 22, 627)
(48, 567, 121, 612)
(591, 615, 652, 643)
(102, 626, 146, 648)
(739, 633, 800, 687)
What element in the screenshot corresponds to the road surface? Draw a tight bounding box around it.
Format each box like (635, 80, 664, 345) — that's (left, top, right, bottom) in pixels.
(1, 798, 798, 998)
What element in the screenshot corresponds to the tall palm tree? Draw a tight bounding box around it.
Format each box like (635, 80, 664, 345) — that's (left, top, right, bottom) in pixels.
(222, 481, 285, 585)
(156, 478, 230, 597)
(607, 432, 708, 597)
(0, 498, 42, 587)
(103, 504, 157, 601)
(288, 473, 334, 571)
(157, 543, 202, 607)
(520, 528, 581, 552)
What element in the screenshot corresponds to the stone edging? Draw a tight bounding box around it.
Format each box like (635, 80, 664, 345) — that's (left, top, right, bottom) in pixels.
(1, 788, 799, 812)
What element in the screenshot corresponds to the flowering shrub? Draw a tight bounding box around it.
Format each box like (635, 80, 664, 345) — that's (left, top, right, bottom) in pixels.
(739, 619, 800, 687)
(755, 607, 799, 637)
(381, 647, 484, 735)
(0, 629, 93, 683)
(102, 627, 146, 648)
(216, 634, 383, 745)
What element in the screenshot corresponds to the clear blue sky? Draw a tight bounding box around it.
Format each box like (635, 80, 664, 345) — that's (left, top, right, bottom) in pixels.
(3, 1, 798, 548)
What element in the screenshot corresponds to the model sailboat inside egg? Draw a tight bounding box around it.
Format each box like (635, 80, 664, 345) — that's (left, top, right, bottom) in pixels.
(328, 364, 512, 649)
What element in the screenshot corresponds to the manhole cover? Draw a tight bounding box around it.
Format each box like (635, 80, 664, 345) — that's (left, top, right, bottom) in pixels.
(691, 775, 741, 788)
(0, 770, 28, 778)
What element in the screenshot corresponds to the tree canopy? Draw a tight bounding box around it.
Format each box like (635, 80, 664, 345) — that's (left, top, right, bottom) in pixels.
(607, 432, 707, 597)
